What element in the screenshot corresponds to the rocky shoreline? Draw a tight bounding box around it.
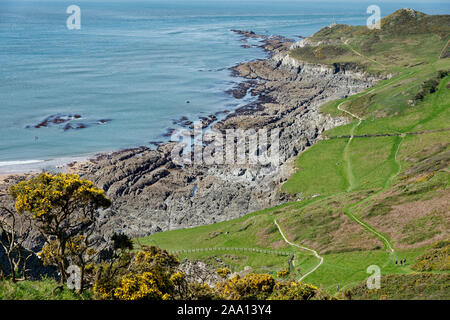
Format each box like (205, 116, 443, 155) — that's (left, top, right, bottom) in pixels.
(0, 30, 383, 248)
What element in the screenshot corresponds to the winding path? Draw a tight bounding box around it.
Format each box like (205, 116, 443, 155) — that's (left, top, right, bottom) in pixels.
(344, 39, 386, 68)
(337, 101, 363, 122)
(344, 207, 395, 253)
(439, 39, 450, 59)
(337, 97, 396, 254)
(274, 220, 324, 281)
(338, 101, 362, 191)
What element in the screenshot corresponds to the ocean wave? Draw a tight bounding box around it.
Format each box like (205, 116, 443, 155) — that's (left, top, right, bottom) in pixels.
(0, 160, 44, 167)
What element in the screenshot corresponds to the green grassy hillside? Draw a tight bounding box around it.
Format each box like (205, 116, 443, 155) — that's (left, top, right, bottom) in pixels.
(342, 273, 450, 300)
(290, 9, 450, 75)
(139, 9, 449, 299)
(0, 278, 91, 300)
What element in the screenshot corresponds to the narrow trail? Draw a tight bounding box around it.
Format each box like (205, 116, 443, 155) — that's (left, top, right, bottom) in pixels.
(328, 70, 415, 192)
(438, 39, 450, 59)
(338, 101, 362, 191)
(385, 135, 404, 189)
(344, 207, 395, 254)
(337, 93, 396, 254)
(343, 143, 402, 255)
(344, 39, 386, 68)
(327, 127, 450, 140)
(274, 220, 324, 281)
(346, 133, 404, 255)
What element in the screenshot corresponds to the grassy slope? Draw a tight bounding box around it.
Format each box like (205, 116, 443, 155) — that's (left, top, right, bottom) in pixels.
(0, 279, 90, 300)
(343, 273, 450, 300)
(139, 10, 449, 299)
(282, 139, 348, 195)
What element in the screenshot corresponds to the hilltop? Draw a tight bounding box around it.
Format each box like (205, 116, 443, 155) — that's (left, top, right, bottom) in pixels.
(289, 8, 450, 74)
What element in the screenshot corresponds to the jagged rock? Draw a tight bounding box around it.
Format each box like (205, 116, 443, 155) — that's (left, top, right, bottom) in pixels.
(178, 260, 222, 287)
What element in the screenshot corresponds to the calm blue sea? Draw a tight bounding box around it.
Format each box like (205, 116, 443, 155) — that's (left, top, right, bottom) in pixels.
(0, 0, 449, 173)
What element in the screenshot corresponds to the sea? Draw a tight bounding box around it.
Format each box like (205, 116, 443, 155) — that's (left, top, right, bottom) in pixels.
(1, 0, 449, 173)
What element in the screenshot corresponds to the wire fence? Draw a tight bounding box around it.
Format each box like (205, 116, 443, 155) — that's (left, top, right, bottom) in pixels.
(170, 247, 294, 257)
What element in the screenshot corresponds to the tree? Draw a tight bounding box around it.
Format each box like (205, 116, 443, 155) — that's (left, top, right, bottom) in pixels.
(39, 234, 98, 292)
(9, 173, 111, 287)
(111, 233, 133, 252)
(0, 206, 33, 282)
(90, 233, 134, 292)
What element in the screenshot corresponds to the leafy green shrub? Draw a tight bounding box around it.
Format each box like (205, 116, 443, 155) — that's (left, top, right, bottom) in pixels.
(415, 70, 449, 101)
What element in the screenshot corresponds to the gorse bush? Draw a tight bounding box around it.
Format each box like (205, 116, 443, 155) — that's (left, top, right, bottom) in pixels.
(10, 173, 111, 220)
(412, 240, 450, 272)
(270, 282, 320, 300)
(113, 269, 174, 300)
(215, 273, 327, 300)
(216, 267, 231, 279)
(276, 269, 290, 278)
(9, 173, 111, 289)
(216, 273, 276, 300)
(93, 246, 180, 300)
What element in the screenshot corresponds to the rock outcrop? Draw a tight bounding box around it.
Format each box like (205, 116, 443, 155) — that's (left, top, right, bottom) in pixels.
(178, 260, 222, 287)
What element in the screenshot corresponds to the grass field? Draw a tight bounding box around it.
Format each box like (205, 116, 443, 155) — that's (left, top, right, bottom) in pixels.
(281, 139, 348, 196)
(306, 246, 430, 293)
(0, 278, 91, 300)
(290, 9, 450, 75)
(139, 200, 434, 294)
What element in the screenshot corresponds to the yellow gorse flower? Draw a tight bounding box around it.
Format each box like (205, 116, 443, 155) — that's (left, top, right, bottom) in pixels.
(9, 172, 111, 219)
